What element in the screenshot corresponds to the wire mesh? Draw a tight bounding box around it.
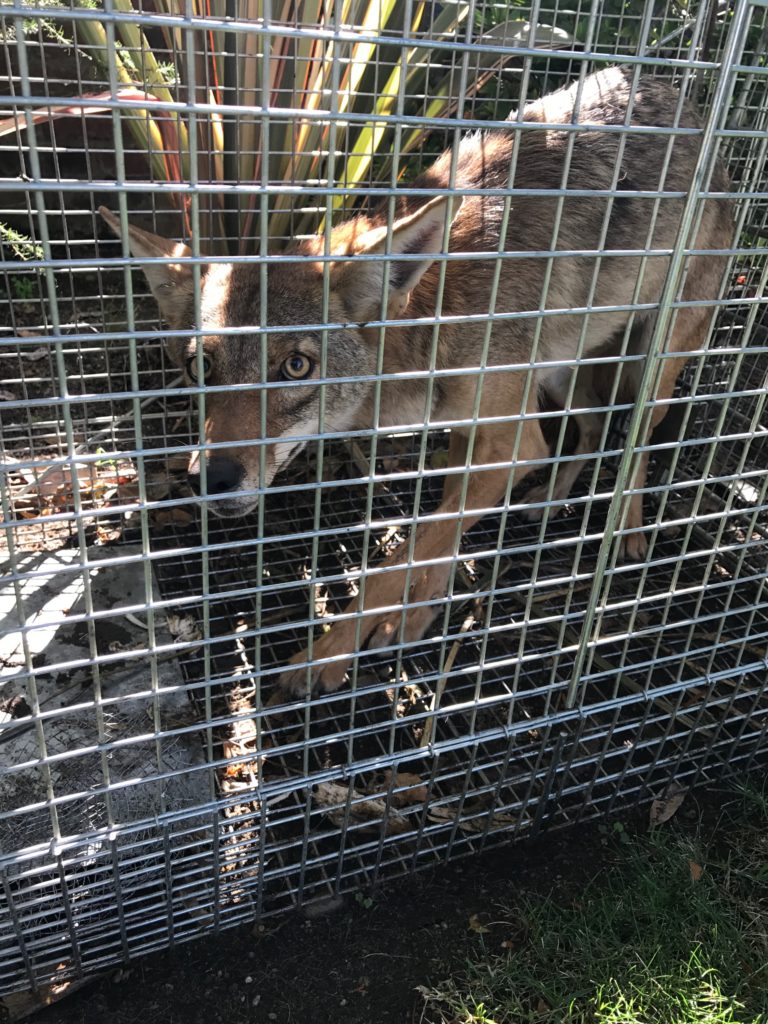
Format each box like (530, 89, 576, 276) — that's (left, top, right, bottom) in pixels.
(1, 0, 767, 997)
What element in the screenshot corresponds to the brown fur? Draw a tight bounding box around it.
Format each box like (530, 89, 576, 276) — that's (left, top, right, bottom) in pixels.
(100, 66, 733, 697)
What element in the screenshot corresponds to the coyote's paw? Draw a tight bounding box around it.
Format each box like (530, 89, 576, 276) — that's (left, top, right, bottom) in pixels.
(277, 558, 450, 700)
(521, 481, 571, 522)
(277, 646, 351, 700)
(618, 529, 648, 563)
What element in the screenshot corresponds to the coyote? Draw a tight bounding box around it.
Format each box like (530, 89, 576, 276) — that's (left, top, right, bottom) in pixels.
(101, 66, 732, 698)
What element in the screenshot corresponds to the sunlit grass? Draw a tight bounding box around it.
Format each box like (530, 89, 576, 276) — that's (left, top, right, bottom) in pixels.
(421, 786, 768, 1024)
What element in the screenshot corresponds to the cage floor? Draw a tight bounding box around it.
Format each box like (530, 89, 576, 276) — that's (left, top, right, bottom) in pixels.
(142, 426, 768, 914)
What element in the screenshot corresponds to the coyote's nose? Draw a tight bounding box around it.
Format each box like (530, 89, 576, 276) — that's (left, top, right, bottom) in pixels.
(187, 456, 244, 495)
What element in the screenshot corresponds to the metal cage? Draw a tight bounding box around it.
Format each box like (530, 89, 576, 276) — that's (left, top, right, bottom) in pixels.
(1, 0, 767, 1000)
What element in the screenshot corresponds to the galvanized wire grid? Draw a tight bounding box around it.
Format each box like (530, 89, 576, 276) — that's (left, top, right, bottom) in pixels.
(1, 0, 768, 997)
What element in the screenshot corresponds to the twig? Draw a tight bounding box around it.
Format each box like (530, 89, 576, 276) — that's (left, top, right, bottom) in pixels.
(420, 607, 478, 748)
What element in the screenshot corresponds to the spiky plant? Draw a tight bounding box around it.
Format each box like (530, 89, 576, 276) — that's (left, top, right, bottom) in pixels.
(3, 0, 572, 253)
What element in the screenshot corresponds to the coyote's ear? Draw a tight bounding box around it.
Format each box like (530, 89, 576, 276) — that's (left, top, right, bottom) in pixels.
(99, 207, 195, 341)
(332, 195, 462, 321)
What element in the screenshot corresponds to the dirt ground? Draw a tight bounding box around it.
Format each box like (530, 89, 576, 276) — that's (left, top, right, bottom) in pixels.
(21, 789, 725, 1024)
(27, 824, 607, 1024)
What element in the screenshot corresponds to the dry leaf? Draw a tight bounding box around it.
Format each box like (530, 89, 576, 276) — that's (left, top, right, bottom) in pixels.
(313, 781, 409, 834)
(7, 455, 137, 513)
(649, 781, 687, 826)
(146, 474, 174, 501)
(0, 694, 30, 724)
(152, 507, 195, 527)
(22, 463, 96, 501)
(20, 345, 48, 360)
(108, 640, 133, 654)
(427, 805, 516, 834)
(96, 463, 137, 488)
(95, 524, 123, 544)
(689, 860, 703, 882)
(427, 806, 460, 825)
(468, 913, 490, 934)
(370, 770, 428, 807)
(0, 389, 15, 401)
(166, 613, 202, 643)
(464, 811, 517, 834)
(166, 452, 191, 472)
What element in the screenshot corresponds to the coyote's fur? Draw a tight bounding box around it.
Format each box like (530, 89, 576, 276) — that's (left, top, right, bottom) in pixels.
(101, 66, 732, 697)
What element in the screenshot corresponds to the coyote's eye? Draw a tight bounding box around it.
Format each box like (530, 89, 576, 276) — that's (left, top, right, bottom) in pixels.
(186, 354, 213, 382)
(280, 353, 314, 380)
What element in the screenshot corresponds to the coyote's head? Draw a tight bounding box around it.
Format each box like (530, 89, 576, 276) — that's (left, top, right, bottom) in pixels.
(100, 200, 457, 516)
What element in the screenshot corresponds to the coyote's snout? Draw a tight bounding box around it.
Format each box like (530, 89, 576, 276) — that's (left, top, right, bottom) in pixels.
(102, 66, 732, 696)
(100, 194, 455, 516)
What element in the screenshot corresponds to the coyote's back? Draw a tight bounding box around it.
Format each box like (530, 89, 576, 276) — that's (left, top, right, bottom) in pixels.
(102, 66, 733, 694)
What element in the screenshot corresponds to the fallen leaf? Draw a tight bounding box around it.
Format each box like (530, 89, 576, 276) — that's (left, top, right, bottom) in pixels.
(427, 806, 461, 825)
(152, 507, 195, 527)
(427, 805, 517, 833)
(20, 462, 96, 502)
(463, 811, 517, 834)
(468, 913, 491, 934)
(7, 455, 138, 512)
(0, 694, 31, 724)
(689, 860, 704, 882)
(114, 480, 142, 506)
(146, 474, 174, 501)
(95, 524, 123, 545)
(166, 452, 191, 472)
(20, 345, 49, 360)
(367, 770, 428, 807)
(313, 781, 409, 834)
(108, 640, 132, 654)
(0, 389, 15, 401)
(166, 613, 202, 643)
(649, 781, 687, 826)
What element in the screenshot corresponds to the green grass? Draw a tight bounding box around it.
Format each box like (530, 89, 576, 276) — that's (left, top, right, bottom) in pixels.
(421, 787, 768, 1024)
(0, 221, 44, 262)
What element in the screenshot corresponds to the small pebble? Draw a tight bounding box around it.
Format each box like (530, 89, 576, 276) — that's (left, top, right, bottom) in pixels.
(245, 976, 253, 984)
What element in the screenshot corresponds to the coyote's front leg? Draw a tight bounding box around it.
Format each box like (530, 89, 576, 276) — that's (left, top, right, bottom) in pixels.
(278, 418, 548, 698)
